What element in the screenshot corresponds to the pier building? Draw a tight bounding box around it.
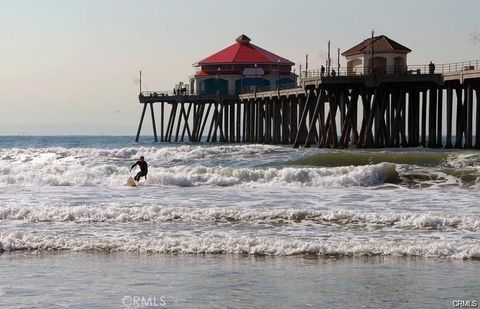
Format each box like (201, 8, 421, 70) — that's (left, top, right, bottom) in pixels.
(343, 35, 411, 75)
(190, 35, 297, 95)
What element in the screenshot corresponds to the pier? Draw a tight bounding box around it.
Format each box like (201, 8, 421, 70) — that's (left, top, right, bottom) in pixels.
(136, 62, 480, 149)
(135, 35, 480, 149)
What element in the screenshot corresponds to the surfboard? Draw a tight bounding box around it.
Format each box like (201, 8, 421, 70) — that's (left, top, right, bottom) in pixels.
(126, 176, 137, 187)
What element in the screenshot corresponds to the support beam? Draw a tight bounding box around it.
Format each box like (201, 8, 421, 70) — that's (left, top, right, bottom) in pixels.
(230, 103, 235, 142)
(265, 99, 272, 144)
(466, 83, 473, 148)
(304, 89, 325, 147)
(428, 88, 437, 147)
(166, 103, 177, 142)
(455, 87, 464, 148)
(236, 102, 241, 143)
(149, 103, 158, 142)
(180, 103, 192, 142)
(445, 86, 453, 148)
(293, 91, 311, 147)
(436, 88, 443, 148)
(160, 103, 164, 142)
(174, 103, 184, 142)
(135, 103, 147, 142)
(421, 91, 427, 147)
(475, 87, 480, 149)
(362, 88, 379, 147)
(198, 103, 212, 142)
(327, 89, 339, 148)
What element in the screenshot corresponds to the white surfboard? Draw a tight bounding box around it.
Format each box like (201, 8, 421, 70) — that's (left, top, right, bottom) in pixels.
(126, 176, 137, 187)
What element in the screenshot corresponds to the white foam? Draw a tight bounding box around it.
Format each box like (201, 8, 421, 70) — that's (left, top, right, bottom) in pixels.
(446, 153, 480, 169)
(0, 144, 286, 163)
(1, 231, 479, 259)
(1, 206, 478, 231)
(146, 163, 396, 188)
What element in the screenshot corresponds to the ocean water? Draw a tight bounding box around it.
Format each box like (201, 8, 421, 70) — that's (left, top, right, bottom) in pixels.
(1, 136, 479, 308)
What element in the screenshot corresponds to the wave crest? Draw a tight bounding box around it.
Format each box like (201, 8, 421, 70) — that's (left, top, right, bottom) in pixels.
(1, 206, 478, 231)
(1, 232, 479, 259)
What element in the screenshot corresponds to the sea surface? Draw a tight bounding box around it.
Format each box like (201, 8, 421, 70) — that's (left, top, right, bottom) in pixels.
(0, 136, 479, 308)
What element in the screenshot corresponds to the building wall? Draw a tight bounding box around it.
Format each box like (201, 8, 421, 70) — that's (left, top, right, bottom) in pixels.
(345, 53, 408, 75)
(192, 74, 296, 95)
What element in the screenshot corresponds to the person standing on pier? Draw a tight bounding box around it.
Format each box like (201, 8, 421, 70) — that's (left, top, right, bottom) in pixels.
(429, 61, 435, 74)
(131, 156, 148, 181)
(321, 65, 325, 77)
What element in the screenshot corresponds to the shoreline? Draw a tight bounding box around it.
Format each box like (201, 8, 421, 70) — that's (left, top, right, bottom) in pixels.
(1, 252, 478, 308)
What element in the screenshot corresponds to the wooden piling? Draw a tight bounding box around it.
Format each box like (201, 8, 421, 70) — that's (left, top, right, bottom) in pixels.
(436, 88, 443, 148)
(455, 87, 464, 148)
(160, 103, 164, 142)
(466, 83, 473, 148)
(135, 103, 147, 142)
(421, 91, 427, 147)
(475, 87, 480, 149)
(428, 88, 437, 147)
(445, 86, 453, 148)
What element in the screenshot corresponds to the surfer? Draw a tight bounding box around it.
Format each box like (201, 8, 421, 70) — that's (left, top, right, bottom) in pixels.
(130, 156, 148, 181)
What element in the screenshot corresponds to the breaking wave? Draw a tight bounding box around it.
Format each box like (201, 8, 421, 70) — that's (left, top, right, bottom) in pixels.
(1, 231, 479, 259)
(2, 146, 480, 188)
(0, 147, 398, 187)
(0, 206, 479, 231)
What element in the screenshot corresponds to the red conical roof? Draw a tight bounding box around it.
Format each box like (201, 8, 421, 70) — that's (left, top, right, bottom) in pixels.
(195, 35, 294, 66)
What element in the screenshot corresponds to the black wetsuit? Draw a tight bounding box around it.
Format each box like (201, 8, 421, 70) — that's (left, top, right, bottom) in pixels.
(131, 160, 148, 181)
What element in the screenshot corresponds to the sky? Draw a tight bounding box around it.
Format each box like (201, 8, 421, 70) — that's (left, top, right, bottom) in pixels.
(0, 0, 479, 135)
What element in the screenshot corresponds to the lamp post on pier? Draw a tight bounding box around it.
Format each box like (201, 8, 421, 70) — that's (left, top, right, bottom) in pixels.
(277, 58, 280, 90)
(139, 70, 142, 94)
(254, 63, 257, 95)
(327, 40, 331, 76)
(305, 54, 308, 78)
(371, 29, 375, 74)
(337, 48, 340, 76)
(217, 67, 220, 95)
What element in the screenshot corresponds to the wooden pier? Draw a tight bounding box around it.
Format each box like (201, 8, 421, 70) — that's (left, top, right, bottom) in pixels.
(135, 63, 480, 149)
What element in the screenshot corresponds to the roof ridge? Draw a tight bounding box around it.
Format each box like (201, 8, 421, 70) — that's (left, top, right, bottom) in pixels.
(342, 35, 411, 57)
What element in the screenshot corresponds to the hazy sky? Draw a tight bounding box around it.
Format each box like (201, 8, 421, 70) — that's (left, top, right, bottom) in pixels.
(1, 0, 479, 135)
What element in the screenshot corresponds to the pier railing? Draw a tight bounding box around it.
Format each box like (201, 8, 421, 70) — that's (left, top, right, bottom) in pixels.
(141, 89, 191, 97)
(303, 59, 480, 78)
(142, 83, 302, 96)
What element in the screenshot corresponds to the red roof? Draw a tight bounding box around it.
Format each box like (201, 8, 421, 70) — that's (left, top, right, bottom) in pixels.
(195, 35, 294, 66)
